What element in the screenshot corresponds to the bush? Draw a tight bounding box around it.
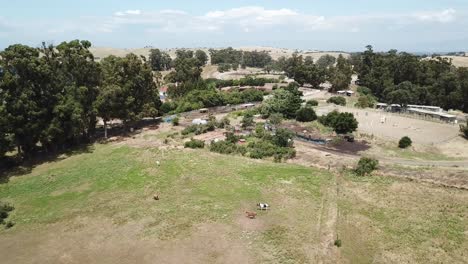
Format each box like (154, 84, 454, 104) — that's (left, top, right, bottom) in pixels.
(181, 125, 198, 135)
(327, 96, 346, 106)
(5, 221, 14, 229)
(305, 100, 319, 107)
(355, 95, 375, 108)
(210, 140, 245, 155)
(355, 157, 379, 176)
(357, 86, 372, 96)
(296, 107, 317, 122)
(0, 202, 14, 226)
(398, 136, 412, 148)
(334, 239, 342, 247)
(184, 138, 205, 149)
(460, 121, 468, 139)
(172, 117, 180, 126)
(241, 114, 255, 129)
(268, 113, 283, 125)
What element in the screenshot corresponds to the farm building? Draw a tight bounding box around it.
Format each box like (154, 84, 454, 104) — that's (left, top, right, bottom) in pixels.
(407, 108, 456, 122)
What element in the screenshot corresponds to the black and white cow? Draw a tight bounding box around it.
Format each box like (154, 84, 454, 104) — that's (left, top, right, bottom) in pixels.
(257, 203, 270, 210)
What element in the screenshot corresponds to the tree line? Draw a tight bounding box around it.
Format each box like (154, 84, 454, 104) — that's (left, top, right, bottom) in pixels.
(353, 45, 468, 112)
(0, 40, 161, 160)
(267, 53, 353, 92)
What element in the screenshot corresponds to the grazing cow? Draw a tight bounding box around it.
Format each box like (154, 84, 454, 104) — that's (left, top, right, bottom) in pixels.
(153, 194, 159, 200)
(257, 203, 269, 210)
(245, 211, 257, 219)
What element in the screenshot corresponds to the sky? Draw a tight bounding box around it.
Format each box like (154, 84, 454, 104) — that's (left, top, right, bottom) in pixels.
(1, 0, 467, 52)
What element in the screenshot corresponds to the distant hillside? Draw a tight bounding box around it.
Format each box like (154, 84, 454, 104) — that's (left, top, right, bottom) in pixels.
(89, 46, 350, 63)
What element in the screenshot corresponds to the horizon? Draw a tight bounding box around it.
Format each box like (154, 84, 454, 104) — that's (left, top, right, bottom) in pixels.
(1, 1, 468, 52)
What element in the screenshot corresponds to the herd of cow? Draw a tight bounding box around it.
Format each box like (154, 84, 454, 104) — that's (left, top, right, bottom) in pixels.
(245, 203, 270, 219)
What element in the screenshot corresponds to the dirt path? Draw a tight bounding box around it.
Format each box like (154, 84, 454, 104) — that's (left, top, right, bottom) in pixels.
(316, 174, 340, 263)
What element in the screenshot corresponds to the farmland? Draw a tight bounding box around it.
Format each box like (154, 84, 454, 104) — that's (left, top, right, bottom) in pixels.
(0, 121, 467, 263)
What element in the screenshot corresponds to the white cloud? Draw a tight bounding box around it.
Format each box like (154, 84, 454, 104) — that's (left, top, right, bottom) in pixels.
(101, 6, 458, 36)
(413, 9, 456, 23)
(114, 9, 142, 17)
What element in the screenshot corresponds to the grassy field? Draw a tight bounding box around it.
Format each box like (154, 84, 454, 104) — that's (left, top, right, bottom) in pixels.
(0, 140, 467, 263)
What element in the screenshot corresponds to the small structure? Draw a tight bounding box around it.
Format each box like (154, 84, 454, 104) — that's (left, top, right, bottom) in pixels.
(376, 103, 388, 110)
(199, 108, 209, 113)
(240, 103, 255, 109)
(192, 118, 208, 125)
(337, 90, 346, 95)
(389, 104, 402, 112)
(407, 108, 456, 122)
(345, 90, 354, 96)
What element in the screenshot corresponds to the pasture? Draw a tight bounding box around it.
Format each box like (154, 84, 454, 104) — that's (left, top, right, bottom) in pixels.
(0, 130, 467, 263)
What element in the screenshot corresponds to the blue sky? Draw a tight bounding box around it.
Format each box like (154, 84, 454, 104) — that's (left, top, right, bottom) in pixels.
(1, 0, 467, 52)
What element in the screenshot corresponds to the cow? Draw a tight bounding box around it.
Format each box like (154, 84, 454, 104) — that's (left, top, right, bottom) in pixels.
(257, 203, 269, 210)
(245, 211, 257, 219)
(153, 194, 159, 200)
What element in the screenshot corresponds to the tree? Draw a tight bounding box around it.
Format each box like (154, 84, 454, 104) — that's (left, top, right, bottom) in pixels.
(319, 111, 358, 134)
(195, 50, 208, 67)
(272, 128, 294, 147)
(0, 44, 51, 157)
(332, 112, 358, 134)
(262, 88, 303, 118)
(355, 157, 379, 176)
(398, 136, 412, 148)
(296, 107, 317, 122)
(95, 84, 123, 138)
(148, 49, 172, 71)
(329, 55, 353, 92)
(100, 54, 161, 128)
(316, 55, 336, 69)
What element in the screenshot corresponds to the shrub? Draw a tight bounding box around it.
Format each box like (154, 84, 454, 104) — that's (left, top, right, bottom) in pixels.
(398, 136, 412, 148)
(181, 125, 198, 135)
(272, 128, 294, 147)
(241, 114, 255, 129)
(460, 121, 468, 139)
(296, 107, 317, 122)
(334, 239, 342, 247)
(357, 86, 372, 96)
(210, 140, 243, 155)
(217, 116, 230, 128)
(355, 157, 379, 176)
(268, 113, 283, 125)
(327, 96, 346, 106)
(172, 117, 180, 126)
(184, 139, 205, 149)
(305, 100, 319, 107)
(0, 202, 14, 226)
(355, 95, 375, 108)
(5, 221, 14, 229)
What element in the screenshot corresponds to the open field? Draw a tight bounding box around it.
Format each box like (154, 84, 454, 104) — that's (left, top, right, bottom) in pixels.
(1, 124, 467, 263)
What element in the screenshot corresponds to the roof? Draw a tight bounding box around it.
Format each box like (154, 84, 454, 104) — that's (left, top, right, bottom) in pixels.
(159, 86, 168, 93)
(408, 108, 456, 118)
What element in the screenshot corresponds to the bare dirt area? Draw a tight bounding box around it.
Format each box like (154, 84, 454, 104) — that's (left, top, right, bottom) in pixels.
(0, 217, 251, 264)
(318, 105, 462, 145)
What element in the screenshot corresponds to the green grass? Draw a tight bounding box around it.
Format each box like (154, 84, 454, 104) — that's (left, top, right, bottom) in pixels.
(1, 140, 467, 263)
(373, 143, 462, 161)
(338, 173, 468, 263)
(0, 144, 330, 240)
